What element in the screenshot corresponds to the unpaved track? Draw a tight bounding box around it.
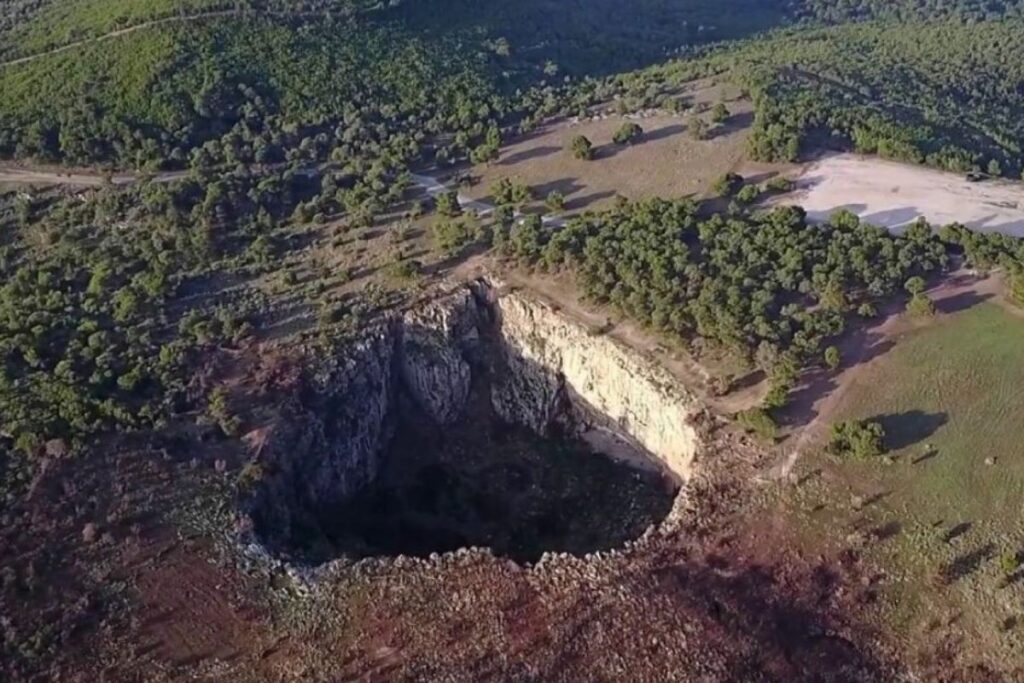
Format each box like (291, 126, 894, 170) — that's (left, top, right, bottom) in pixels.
(0, 9, 330, 69)
(0, 163, 560, 227)
(0, 167, 187, 186)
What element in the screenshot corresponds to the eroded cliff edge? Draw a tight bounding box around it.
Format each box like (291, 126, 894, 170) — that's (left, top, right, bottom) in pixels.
(244, 279, 707, 561)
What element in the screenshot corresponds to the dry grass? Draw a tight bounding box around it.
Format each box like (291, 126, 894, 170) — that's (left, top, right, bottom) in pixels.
(462, 85, 756, 215)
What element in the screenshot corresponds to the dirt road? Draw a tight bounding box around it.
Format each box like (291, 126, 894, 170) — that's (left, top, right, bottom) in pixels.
(0, 11, 238, 68)
(0, 9, 335, 69)
(0, 166, 188, 187)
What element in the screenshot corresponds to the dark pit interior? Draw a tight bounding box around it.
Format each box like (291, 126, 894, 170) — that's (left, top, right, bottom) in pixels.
(285, 385, 677, 564)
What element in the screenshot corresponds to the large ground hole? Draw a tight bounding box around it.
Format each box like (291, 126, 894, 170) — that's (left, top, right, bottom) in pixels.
(304, 388, 677, 564)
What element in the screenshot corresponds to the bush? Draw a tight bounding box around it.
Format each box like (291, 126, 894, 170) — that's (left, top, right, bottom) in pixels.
(857, 302, 878, 318)
(907, 293, 936, 318)
(434, 190, 462, 217)
(712, 172, 744, 197)
(828, 419, 886, 459)
(824, 345, 841, 370)
(236, 461, 265, 493)
(711, 102, 731, 124)
(385, 258, 421, 281)
(735, 184, 761, 205)
(689, 115, 709, 140)
(765, 176, 795, 193)
(432, 218, 476, 254)
(569, 134, 595, 161)
(1000, 550, 1021, 575)
(736, 408, 779, 441)
(613, 122, 644, 145)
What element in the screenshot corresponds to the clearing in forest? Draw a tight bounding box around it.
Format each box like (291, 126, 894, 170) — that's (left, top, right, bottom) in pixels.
(462, 83, 756, 217)
(785, 153, 1024, 234)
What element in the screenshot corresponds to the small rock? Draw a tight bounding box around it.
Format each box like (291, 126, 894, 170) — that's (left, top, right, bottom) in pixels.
(985, 457, 997, 466)
(82, 522, 99, 544)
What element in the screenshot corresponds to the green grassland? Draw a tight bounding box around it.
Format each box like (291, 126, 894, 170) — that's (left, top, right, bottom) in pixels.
(834, 302, 1024, 521)
(774, 301, 1024, 662)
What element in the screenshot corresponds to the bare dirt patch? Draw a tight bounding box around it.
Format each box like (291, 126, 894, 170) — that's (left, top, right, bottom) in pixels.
(783, 154, 1024, 234)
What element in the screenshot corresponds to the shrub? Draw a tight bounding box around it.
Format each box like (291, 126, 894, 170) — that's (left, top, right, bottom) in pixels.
(236, 461, 265, 494)
(735, 184, 761, 205)
(613, 122, 644, 145)
(824, 345, 841, 370)
(689, 115, 709, 140)
(385, 258, 421, 281)
(546, 190, 566, 213)
(857, 302, 878, 318)
(736, 408, 779, 441)
(569, 134, 594, 161)
(907, 293, 936, 318)
(712, 172, 744, 197)
(765, 175, 795, 193)
(432, 218, 475, 254)
(1000, 550, 1021, 575)
(829, 420, 886, 459)
(711, 102, 731, 124)
(434, 190, 462, 217)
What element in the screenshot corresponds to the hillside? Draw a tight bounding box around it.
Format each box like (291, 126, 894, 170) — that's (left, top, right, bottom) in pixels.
(8, 1, 1024, 681)
(0, 0, 790, 169)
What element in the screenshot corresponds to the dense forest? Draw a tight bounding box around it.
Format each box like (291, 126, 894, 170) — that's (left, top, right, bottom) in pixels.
(797, 0, 1024, 22)
(494, 194, 1024, 412)
(612, 19, 1024, 177)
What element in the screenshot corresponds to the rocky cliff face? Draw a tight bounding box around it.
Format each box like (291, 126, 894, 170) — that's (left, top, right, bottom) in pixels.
(245, 280, 706, 556)
(489, 288, 704, 480)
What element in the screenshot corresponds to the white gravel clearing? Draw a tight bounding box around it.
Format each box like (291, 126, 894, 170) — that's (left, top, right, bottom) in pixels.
(783, 153, 1024, 235)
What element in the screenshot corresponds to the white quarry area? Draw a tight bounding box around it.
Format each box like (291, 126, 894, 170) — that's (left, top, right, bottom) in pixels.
(784, 153, 1024, 235)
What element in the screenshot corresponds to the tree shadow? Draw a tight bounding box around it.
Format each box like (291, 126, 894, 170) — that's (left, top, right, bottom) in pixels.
(781, 328, 895, 430)
(942, 521, 972, 544)
(498, 145, 561, 167)
(642, 558, 896, 682)
(640, 122, 687, 143)
(934, 290, 993, 314)
(939, 543, 995, 584)
(592, 123, 688, 160)
(870, 520, 901, 543)
(870, 411, 948, 451)
(529, 177, 585, 201)
(709, 110, 755, 139)
(565, 190, 615, 211)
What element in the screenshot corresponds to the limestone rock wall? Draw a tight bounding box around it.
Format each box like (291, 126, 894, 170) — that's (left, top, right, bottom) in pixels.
(397, 288, 480, 425)
(490, 289, 704, 480)
(248, 330, 396, 548)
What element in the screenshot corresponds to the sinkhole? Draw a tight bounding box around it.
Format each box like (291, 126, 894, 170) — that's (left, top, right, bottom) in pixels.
(242, 284, 699, 565)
